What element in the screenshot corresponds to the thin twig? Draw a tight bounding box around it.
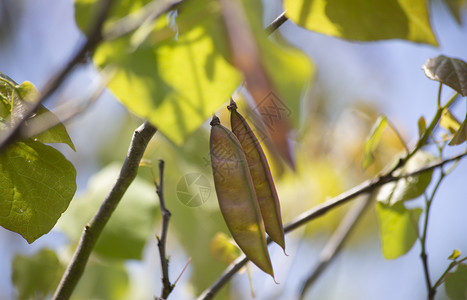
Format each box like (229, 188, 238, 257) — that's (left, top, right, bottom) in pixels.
(433, 256, 467, 289)
(420, 171, 446, 300)
(0, 0, 113, 151)
(299, 196, 373, 299)
(196, 150, 467, 300)
(155, 159, 174, 299)
(265, 11, 288, 35)
(53, 122, 157, 300)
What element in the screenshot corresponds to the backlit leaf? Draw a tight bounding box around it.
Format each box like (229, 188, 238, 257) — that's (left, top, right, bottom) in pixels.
(448, 249, 461, 260)
(445, 263, 467, 300)
(375, 151, 435, 205)
(57, 163, 158, 260)
(0, 141, 76, 243)
(0, 74, 75, 150)
(210, 232, 241, 265)
(444, 0, 467, 25)
(423, 55, 467, 96)
(284, 0, 437, 45)
(74, 262, 129, 300)
(12, 249, 64, 300)
(449, 115, 467, 146)
(77, 0, 242, 144)
(376, 202, 422, 259)
(440, 109, 461, 134)
(418, 116, 427, 138)
(362, 116, 388, 169)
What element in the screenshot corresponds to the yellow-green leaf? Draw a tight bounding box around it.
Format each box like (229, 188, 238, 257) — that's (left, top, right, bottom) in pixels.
(440, 109, 461, 134)
(376, 151, 435, 205)
(86, 0, 242, 144)
(448, 249, 461, 260)
(362, 116, 388, 169)
(418, 116, 427, 138)
(210, 232, 241, 265)
(376, 202, 422, 259)
(284, 0, 437, 45)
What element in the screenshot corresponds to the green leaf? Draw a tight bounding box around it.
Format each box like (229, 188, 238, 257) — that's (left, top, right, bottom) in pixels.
(0, 74, 75, 150)
(423, 55, 467, 96)
(445, 263, 467, 300)
(448, 249, 461, 260)
(376, 202, 422, 259)
(362, 116, 388, 169)
(449, 116, 467, 146)
(375, 151, 435, 205)
(418, 116, 427, 138)
(284, 0, 437, 45)
(0, 141, 76, 243)
(75, 0, 152, 34)
(444, 0, 467, 25)
(73, 261, 129, 300)
(78, 0, 242, 144)
(440, 108, 461, 134)
(27, 105, 76, 151)
(12, 249, 65, 300)
(210, 232, 241, 265)
(57, 163, 158, 260)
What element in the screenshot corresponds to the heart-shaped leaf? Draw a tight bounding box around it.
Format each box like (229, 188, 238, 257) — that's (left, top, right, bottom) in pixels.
(0, 141, 76, 243)
(376, 202, 422, 259)
(423, 55, 467, 96)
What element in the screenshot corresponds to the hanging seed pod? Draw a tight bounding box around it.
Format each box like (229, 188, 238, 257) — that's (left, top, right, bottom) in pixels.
(210, 115, 274, 278)
(228, 100, 286, 252)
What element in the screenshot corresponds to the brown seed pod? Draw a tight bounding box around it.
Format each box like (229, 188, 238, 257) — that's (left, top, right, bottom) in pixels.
(209, 115, 274, 278)
(228, 100, 286, 252)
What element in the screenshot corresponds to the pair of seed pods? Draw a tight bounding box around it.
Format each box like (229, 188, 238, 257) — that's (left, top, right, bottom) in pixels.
(209, 100, 285, 278)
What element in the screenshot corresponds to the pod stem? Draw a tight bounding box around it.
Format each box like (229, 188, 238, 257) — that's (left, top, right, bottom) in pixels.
(210, 114, 220, 126)
(227, 98, 238, 111)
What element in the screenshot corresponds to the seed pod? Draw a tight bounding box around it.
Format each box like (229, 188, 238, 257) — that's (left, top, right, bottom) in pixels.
(228, 100, 286, 252)
(210, 115, 274, 278)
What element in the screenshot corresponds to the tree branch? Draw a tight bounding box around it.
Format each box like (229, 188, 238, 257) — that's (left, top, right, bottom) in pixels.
(53, 121, 157, 300)
(0, 0, 113, 151)
(196, 150, 467, 300)
(155, 159, 174, 299)
(299, 196, 372, 299)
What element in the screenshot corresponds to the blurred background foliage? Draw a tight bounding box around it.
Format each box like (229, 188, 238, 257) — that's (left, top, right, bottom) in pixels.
(0, 0, 467, 299)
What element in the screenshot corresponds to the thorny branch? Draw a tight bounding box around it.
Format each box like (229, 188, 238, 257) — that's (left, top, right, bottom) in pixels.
(197, 150, 467, 300)
(155, 160, 174, 299)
